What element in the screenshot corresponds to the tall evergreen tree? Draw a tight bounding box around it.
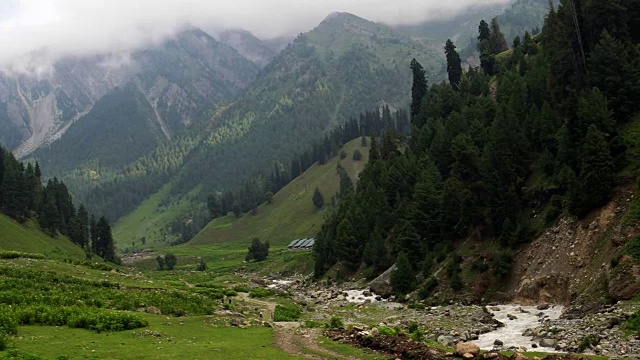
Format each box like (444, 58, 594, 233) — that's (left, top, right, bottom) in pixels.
(391, 252, 414, 296)
(410, 59, 428, 127)
(445, 39, 463, 91)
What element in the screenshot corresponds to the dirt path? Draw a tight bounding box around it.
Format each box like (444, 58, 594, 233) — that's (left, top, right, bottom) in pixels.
(238, 293, 358, 359)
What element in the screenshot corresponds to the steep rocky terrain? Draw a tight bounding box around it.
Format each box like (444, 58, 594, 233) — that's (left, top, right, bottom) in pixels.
(509, 183, 640, 306)
(1, 27, 258, 159)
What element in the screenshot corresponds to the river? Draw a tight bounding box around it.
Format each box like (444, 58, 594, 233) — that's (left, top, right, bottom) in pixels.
(477, 304, 564, 352)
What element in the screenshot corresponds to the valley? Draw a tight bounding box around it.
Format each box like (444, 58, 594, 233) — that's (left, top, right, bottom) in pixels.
(1, 0, 640, 359)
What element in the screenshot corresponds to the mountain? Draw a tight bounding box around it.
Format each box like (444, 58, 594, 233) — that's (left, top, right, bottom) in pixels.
(94, 12, 443, 242)
(218, 29, 287, 67)
(396, 0, 551, 58)
(0, 27, 259, 159)
(29, 28, 259, 174)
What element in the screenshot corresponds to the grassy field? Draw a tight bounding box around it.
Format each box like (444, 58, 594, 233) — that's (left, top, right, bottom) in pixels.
(0, 214, 85, 260)
(189, 138, 370, 248)
(8, 314, 296, 360)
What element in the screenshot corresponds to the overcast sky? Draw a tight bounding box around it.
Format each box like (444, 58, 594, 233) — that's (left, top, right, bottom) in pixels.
(0, 0, 509, 74)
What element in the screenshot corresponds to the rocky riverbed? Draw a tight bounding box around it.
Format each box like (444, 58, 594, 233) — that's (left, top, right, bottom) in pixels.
(256, 276, 640, 357)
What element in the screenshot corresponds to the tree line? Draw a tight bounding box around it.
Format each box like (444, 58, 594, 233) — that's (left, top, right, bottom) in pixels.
(314, 0, 640, 299)
(206, 106, 410, 219)
(0, 146, 117, 263)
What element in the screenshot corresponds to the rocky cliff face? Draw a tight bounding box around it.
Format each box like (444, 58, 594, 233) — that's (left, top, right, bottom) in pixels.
(507, 183, 640, 305)
(0, 27, 259, 158)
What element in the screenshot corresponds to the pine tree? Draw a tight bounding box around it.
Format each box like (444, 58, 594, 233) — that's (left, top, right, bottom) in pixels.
(410, 59, 428, 127)
(445, 39, 462, 91)
(207, 194, 223, 219)
(363, 228, 389, 272)
(95, 216, 117, 263)
(312, 187, 324, 209)
(488, 18, 509, 54)
(477, 20, 491, 50)
(391, 252, 414, 296)
(579, 125, 614, 214)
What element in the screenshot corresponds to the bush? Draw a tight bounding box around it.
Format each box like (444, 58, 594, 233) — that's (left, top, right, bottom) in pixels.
(623, 236, 640, 261)
(352, 149, 362, 161)
(302, 320, 323, 328)
(418, 277, 438, 299)
(164, 253, 177, 270)
(624, 311, 640, 336)
(273, 305, 301, 322)
(196, 258, 207, 271)
(326, 316, 344, 329)
(0, 332, 8, 351)
(450, 272, 463, 291)
(577, 334, 599, 352)
(246, 238, 269, 262)
(232, 285, 250, 293)
(0, 251, 45, 260)
(249, 287, 275, 298)
(490, 251, 513, 279)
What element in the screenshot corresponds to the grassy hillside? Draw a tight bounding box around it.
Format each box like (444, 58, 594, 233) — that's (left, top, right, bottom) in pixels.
(0, 214, 85, 260)
(113, 184, 198, 252)
(190, 138, 369, 247)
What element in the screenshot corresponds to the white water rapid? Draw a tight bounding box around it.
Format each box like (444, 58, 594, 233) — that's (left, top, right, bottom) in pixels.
(476, 304, 564, 352)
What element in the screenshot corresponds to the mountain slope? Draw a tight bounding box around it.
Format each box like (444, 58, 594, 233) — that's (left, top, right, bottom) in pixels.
(33, 84, 165, 173)
(190, 138, 369, 247)
(218, 29, 281, 67)
(64, 12, 443, 231)
(170, 12, 442, 199)
(1, 27, 259, 158)
(0, 214, 85, 260)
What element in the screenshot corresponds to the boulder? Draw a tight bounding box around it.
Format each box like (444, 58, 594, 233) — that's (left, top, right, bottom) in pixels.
(437, 335, 455, 346)
(145, 306, 162, 315)
(494, 339, 504, 346)
(368, 264, 397, 298)
(463, 353, 475, 359)
(540, 338, 557, 348)
(455, 342, 480, 357)
(511, 353, 528, 360)
(536, 304, 550, 310)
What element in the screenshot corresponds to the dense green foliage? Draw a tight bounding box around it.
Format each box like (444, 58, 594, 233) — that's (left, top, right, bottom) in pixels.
(245, 238, 270, 262)
(273, 304, 302, 322)
(314, 1, 640, 300)
(0, 265, 217, 317)
(0, 146, 116, 262)
(38, 14, 440, 246)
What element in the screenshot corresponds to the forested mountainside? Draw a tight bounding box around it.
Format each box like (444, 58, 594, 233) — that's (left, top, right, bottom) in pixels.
(62, 12, 443, 226)
(1, 27, 258, 158)
(313, 0, 640, 302)
(0, 146, 117, 263)
(396, 0, 551, 54)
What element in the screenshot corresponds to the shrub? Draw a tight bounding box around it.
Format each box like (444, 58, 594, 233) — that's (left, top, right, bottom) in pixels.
(377, 326, 398, 337)
(0, 251, 45, 260)
(195, 258, 207, 271)
(273, 305, 301, 322)
(302, 320, 323, 328)
(623, 236, 640, 261)
(164, 253, 177, 270)
(450, 272, 463, 291)
(232, 285, 250, 293)
(418, 277, 438, 299)
(246, 238, 269, 262)
(490, 251, 513, 279)
(0, 332, 8, 351)
(249, 287, 275, 298)
(223, 289, 237, 297)
(577, 334, 599, 352)
(624, 311, 640, 336)
(352, 149, 362, 161)
(326, 316, 344, 329)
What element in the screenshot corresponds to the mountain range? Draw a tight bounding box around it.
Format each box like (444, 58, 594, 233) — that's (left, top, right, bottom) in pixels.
(0, 0, 551, 246)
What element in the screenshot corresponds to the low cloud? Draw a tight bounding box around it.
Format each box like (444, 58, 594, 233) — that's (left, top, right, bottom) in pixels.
(0, 0, 509, 74)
